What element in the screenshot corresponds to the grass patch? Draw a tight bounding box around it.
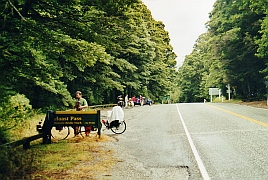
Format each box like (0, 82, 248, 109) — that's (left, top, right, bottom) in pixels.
(31, 135, 116, 179)
(210, 97, 242, 103)
(0, 146, 38, 180)
(210, 98, 268, 109)
(1, 109, 117, 179)
(222, 99, 242, 103)
(9, 112, 45, 141)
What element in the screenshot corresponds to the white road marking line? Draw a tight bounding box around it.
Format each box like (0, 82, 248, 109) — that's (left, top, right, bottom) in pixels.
(176, 104, 210, 180)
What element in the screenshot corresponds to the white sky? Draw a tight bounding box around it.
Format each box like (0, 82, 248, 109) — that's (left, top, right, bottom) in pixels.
(142, 0, 216, 67)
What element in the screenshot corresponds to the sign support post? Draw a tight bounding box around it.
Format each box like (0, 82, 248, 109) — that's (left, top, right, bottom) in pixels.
(227, 84, 231, 101)
(264, 81, 268, 106)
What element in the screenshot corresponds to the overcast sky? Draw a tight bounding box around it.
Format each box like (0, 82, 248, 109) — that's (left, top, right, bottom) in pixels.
(142, 0, 216, 67)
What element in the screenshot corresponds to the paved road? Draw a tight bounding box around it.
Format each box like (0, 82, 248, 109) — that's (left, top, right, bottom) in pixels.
(178, 103, 268, 180)
(103, 103, 268, 180)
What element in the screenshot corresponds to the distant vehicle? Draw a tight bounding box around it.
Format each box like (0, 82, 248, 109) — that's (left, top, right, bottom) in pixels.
(134, 97, 152, 106)
(144, 98, 153, 106)
(133, 98, 141, 106)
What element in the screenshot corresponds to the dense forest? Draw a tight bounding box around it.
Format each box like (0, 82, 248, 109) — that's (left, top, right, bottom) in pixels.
(2, 0, 268, 108)
(178, 0, 268, 102)
(0, 0, 177, 109)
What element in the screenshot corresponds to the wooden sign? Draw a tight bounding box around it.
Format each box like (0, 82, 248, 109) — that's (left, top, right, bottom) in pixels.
(53, 110, 100, 126)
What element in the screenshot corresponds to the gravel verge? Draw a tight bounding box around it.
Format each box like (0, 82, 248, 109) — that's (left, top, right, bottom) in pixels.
(94, 108, 189, 180)
(93, 137, 189, 180)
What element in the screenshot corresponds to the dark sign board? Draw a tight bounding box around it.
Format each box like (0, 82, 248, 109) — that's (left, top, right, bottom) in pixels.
(53, 111, 100, 126)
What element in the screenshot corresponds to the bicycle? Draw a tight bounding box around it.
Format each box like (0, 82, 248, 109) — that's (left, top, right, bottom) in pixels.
(51, 125, 95, 140)
(118, 98, 124, 108)
(102, 120, 127, 134)
(51, 126, 70, 140)
(127, 100, 134, 108)
(76, 126, 95, 137)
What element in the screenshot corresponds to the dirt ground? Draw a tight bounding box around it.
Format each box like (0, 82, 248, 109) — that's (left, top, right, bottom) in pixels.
(237, 100, 268, 109)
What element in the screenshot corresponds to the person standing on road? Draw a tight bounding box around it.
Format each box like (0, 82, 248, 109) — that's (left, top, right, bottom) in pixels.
(125, 94, 128, 108)
(131, 96, 136, 106)
(139, 94, 143, 106)
(117, 95, 124, 107)
(74, 91, 91, 136)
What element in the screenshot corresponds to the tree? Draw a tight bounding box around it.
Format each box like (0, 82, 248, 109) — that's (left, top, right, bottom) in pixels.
(0, 0, 178, 107)
(178, 0, 267, 102)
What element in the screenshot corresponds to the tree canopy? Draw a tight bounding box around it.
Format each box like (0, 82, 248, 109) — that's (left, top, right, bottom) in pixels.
(178, 0, 268, 102)
(0, 0, 177, 108)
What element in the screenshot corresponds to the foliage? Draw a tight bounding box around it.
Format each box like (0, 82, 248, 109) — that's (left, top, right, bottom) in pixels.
(0, 127, 9, 144)
(178, 0, 268, 102)
(0, 1, 179, 178)
(0, 147, 36, 180)
(0, 94, 32, 132)
(0, 0, 178, 108)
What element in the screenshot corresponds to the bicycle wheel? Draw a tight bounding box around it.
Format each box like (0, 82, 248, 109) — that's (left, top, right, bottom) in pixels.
(51, 126, 70, 140)
(110, 121, 126, 134)
(78, 126, 93, 137)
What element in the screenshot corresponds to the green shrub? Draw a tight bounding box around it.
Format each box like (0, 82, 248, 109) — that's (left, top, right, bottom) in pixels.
(0, 94, 32, 132)
(0, 94, 41, 179)
(0, 127, 9, 144)
(0, 147, 37, 180)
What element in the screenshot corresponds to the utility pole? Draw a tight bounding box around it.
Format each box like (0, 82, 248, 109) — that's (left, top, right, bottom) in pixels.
(227, 84, 231, 101)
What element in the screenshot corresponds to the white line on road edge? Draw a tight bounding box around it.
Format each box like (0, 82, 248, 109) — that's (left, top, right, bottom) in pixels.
(176, 104, 210, 180)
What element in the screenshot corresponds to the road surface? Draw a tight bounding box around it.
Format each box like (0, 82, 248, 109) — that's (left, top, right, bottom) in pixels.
(103, 103, 268, 179)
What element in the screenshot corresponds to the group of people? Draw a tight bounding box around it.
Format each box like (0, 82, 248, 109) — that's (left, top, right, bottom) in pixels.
(72, 91, 144, 136)
(73, 91, 128, 136)
(118, 94, 144, 107)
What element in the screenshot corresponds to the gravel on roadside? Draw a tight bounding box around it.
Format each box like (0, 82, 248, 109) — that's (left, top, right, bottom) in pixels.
(92, 108, 189, 180)
(92, 137, 189, 180)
